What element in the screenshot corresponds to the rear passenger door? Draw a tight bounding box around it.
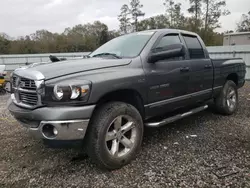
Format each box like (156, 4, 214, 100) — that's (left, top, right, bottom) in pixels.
(181, 34, 213, 102)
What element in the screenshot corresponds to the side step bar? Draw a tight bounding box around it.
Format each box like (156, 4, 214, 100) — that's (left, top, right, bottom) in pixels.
(145, 105, 208, 127)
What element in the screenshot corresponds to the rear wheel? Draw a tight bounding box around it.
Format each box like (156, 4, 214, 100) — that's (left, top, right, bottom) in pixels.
(214, 80, 238, 115)
(86, 102, 144, 170)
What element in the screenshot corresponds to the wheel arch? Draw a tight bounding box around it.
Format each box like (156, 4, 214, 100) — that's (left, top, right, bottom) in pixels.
(226, 73, 238, 86)
(94, 89, 145, 120)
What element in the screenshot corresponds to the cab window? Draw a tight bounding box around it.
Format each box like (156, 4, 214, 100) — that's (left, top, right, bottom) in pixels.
(182, 35, 205, 59)
(155, 34, 181, 50)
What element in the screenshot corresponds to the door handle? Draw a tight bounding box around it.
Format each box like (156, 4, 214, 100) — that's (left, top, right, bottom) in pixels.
(180, 67, 190, 72)
(204, 64, 212, 69)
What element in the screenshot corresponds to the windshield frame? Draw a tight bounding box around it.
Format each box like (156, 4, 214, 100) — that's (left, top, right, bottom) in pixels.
(89, 31, 156, 59)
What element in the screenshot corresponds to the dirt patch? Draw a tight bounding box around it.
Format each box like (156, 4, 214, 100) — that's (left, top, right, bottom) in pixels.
(0, 83, 250, 188)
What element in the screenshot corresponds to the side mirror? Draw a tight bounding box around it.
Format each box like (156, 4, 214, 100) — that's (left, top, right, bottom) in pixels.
(148, 43, 185, 63)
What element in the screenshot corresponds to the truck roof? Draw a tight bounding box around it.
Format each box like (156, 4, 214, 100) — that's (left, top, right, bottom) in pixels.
(136, 29, 199, 37)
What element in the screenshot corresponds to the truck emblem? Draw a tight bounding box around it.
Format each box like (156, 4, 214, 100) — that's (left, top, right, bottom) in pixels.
(19, 81, 25, 88)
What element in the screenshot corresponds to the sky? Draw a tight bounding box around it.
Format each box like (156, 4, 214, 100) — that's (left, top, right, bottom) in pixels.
(0, 0, 249, 37)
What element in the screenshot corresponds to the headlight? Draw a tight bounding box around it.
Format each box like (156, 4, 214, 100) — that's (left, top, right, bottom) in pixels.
(53, 85, 64, 100)
(70, 86, 81, 99)
(70, 85, 90, 99)
(52, 84, 90, 101)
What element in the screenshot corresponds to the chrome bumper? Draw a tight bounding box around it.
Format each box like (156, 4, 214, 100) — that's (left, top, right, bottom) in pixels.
(8, 98, 95, 141)
(27, 120, 89, 140)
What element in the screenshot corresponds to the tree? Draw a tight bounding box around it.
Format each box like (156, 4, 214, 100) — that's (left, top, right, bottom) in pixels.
(99, 25, 109, 46)
(202, 0, 230, 41)
(0, 33, 12, 40)
(188, 0, 203, 31)
(153, 15, 170, 29)
(163, 0, 174, 27)
(64, 21, 110, 51)
(0, 35, 10, 54)
(130, 0, 145, 32)
(172, 3, 185, 29)
(0, 21, 119, 54)
(237, 11, 250, 32)
(184, 17, 202, 34)
(164, 0, 185, 29)
(138, 14, 170, 31)
(108, 30, 120, 40)
(1, 0, 235, 54)
(118, 4, 131, 34)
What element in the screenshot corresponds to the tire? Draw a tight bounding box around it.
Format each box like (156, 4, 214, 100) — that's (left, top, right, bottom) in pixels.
(0, 88, 6, 95)
(86, 102, 144, 170)
(214, 80, 238, 115)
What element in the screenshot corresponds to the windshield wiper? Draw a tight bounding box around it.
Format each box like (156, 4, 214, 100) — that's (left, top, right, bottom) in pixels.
(92, 53, 122, 59)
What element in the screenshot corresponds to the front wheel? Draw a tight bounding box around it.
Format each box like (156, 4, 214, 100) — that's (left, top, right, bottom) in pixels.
(86, 102, 144, 170)
(214, 80, 238, 115)
(0, 87, 6, 95)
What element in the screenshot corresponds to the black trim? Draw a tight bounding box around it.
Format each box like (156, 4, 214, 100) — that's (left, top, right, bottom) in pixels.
(145, 88, 215, 108)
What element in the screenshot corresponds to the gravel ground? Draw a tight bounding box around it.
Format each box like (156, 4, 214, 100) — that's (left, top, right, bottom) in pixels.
(1, 83, 250, 188)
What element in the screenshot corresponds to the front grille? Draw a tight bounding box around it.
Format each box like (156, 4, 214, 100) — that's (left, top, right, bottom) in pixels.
(12, 76, 17, 87)
(20, 78, 36, 90)
(12, 75, 42, 108)
(19, 92, 38, 105)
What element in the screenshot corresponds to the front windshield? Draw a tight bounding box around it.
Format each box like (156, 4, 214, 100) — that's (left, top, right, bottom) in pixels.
(90, 31, 155, 58)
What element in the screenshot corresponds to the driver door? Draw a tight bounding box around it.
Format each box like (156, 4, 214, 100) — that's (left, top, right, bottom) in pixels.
(144, 34, 191, 117)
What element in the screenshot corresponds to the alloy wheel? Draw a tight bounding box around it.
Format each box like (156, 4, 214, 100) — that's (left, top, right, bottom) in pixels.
(105, 115, 137, 158)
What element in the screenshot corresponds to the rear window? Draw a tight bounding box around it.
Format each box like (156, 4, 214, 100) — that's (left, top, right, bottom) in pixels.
(183, 35, 205, 59)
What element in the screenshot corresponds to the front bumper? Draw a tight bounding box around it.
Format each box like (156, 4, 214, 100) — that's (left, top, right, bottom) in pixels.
(8, 98, 96, 141)
(29, 120, 89, 140)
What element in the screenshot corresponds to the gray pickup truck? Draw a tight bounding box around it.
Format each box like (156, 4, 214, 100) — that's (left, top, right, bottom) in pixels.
(8, 29, 246, 170)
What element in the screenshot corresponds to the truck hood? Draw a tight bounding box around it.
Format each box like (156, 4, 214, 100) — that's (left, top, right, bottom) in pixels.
(16, 58, 132, 80)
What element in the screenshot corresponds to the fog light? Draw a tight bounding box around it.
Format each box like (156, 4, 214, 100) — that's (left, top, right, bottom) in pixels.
(42, 124, 57, 139)
(53, 127, 58, 135)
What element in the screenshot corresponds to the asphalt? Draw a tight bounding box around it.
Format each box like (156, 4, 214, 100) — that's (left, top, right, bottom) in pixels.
(0, 83, 250, 188)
